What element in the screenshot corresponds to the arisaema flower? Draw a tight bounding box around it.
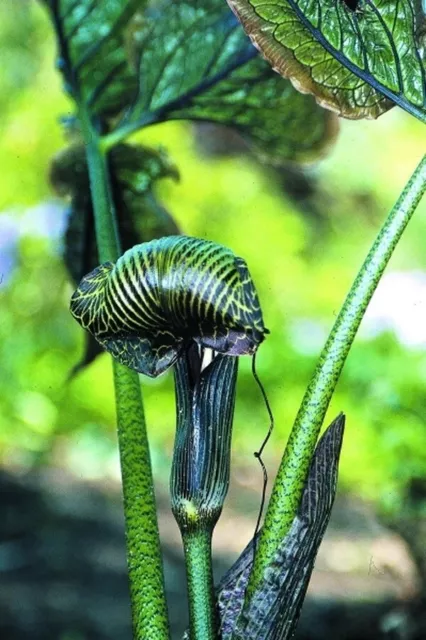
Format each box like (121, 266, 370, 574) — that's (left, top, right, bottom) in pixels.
(70, 235, 268, 377)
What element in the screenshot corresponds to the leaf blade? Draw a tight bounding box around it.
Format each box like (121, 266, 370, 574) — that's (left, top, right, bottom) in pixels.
(174, 55, 339, 163)
(44, 0, 140, 117)
(123, 0, 338, 162)
(226, 0, 426, 120)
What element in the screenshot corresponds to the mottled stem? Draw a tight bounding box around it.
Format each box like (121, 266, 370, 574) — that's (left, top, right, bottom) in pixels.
(78, 104, 170, 639)
(248, 154, 426, 594)
(113, 363, 170, 639)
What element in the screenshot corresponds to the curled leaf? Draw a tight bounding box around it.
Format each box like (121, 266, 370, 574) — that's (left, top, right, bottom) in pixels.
(213, 414, 345, 639)
(50, 143, 180, 372)
(50, 143, 178, 201)
(70, 236, 268, 377)
(50, 142, 180, 285)
(227, 0, 426, 121)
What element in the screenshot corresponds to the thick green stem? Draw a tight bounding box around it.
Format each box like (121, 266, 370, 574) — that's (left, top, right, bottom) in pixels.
(77, 107, 120, 263)
(114, 363, 170, 639)
(78, 105, 170, 639)
(183, 529, 217, 639)
(248, 154, 426, 594)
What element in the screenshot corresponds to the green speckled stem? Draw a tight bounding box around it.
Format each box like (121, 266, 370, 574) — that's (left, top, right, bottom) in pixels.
(114, 362, 170, 638)
(183, 530, 217, 639)
(78, 104, 170, 638)
(248, 154, 426, 594)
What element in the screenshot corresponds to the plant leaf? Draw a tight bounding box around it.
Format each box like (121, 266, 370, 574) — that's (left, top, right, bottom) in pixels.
(211, 414, 345, 639)
(123, 0, 338, 162)
(42, 0, 140, 117)
(226, 0, 426, 121)
(175, 56, 338, 163)
(50, 143, 180, 373)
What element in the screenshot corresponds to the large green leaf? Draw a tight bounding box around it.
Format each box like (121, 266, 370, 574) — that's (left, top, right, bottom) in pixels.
(226, 0, 426, 121)
(42, 0, 139, 116)
(44, 0, 338, 160)
(122, 0, 338, 162)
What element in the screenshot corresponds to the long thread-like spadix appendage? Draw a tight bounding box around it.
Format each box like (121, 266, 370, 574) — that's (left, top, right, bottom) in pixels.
(251, 351, 275, 557)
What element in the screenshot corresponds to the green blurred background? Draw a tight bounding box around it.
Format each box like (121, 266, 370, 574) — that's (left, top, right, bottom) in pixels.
(2, 1, 426, 638)
(2, 0, 425, 510)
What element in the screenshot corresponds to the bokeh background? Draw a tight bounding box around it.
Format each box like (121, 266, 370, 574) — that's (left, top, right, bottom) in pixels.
(1, 1, 425, 638)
